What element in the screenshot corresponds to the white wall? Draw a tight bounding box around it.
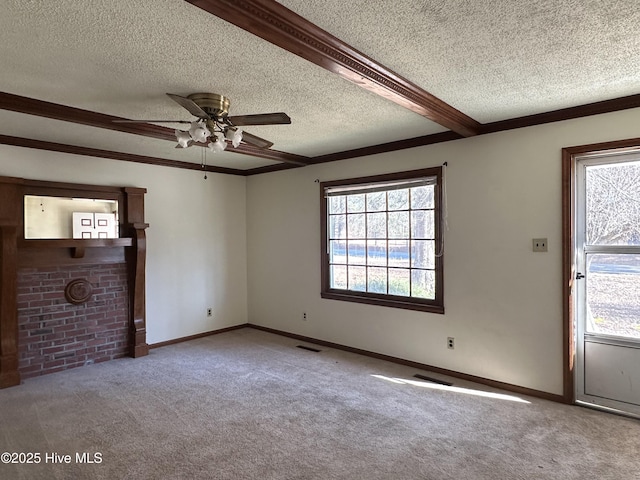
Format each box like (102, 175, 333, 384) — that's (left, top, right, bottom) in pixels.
(0, 146, 248, 344)
(5, 107, 639, 393)
(246, 107, 640, 396)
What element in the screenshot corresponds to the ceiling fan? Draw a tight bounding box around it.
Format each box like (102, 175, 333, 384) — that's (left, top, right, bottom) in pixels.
(117, 93, 291, 151)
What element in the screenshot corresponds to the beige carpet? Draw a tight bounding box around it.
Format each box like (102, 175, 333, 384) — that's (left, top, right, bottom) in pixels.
(0, 327, 638, 479)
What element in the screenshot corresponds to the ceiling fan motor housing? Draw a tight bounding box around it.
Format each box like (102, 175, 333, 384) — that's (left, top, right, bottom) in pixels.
(187, 93, 230, 118)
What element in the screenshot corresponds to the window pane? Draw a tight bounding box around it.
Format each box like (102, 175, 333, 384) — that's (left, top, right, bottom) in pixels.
(348, 265, 366, 291)
(329, 195, 346, 214)
(411, 240, 435, 269)
(366, 191, 386, 212)
(411, 185, 434, 209)
(586, 161, 640, 246)
(330, 265, 347, 289)
(347, 194, 365, 213)
(389, 268, 410, 296)
(329, 240, 346, 264)
(411, 210, 434, 239)
(367, 267, 387, 294)
(347, 213, 365, 238)
(367, 240, 387, 266)
(367, 212, 386, 239)
(322, 168, 443, 313)
(347, 241, 366, 265)
(388, 189, 409, 210)
(586, 254, 640, 338)
(388, 211, 409, 238)
(411, 269, 435, 299)
(388, 240, 410, 267)
(329, 214, 346, 239)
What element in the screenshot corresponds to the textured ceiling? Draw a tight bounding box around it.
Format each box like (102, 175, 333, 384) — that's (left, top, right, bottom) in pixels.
(280, 0, 640, 122)
(0, 0, 638, 172)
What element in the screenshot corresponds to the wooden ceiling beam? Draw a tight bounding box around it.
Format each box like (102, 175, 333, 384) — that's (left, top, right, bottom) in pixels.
(186, 0, 481, 137)
(4, 90, 640, 175)
(0, 92, 177, 142)
(0, 135, 247, 176)
(0, 92, 311, 166)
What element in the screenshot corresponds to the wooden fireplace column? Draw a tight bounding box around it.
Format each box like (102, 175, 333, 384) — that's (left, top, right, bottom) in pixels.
(0, 176, 149, 388)
(124, 187, 149, 358)
(0, 178, 21, 388)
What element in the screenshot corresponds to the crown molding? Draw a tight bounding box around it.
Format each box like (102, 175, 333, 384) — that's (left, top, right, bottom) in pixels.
(310, 131, 463, 164)
(243, 162, 301, 176)
(481, 93, 640, 134)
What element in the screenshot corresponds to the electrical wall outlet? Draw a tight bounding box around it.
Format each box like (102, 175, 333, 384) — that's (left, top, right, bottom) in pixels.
(447, 337, 455, 349)
(532, 238, 548, 252)
(302, 312, 308, 321)
(207, 308, 212, 317)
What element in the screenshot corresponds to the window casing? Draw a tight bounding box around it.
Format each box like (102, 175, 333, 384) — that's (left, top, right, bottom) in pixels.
(321, 167, 444, 313)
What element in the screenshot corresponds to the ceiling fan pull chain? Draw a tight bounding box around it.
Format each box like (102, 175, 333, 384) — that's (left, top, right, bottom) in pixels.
(201, 147, 208, 180)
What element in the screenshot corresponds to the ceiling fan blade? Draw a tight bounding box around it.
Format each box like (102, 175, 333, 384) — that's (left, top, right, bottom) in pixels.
(239, 131, 274, 149)
(113, 120, 191, 124)
(227, 112, 291, 126)
(166, 93, 211, 119)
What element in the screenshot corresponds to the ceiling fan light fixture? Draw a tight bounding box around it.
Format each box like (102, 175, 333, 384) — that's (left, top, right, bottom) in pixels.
(188, 120, 211, 143)
(133, 93, 288, 152)
(208, 133, 227, 153)
(175, 129, 192, 148)
(225, 127, 243, 148)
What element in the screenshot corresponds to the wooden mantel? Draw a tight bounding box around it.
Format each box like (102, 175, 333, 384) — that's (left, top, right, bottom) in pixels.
(0, 176, 149, 388)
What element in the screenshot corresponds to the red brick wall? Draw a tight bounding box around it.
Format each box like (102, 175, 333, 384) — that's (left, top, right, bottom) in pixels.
(17, 263, 129, 379)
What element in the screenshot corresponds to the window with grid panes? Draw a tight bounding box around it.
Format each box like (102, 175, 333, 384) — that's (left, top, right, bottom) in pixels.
(320, 167, 443, 313)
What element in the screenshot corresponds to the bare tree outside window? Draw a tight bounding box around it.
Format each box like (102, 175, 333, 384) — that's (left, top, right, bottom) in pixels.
(585, 160, 640, 338)
(586, 161, 640, 246)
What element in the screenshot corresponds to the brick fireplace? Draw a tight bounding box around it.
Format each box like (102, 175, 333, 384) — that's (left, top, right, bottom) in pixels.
(0, 176, 149, 388)
(17, 263, 129, 379)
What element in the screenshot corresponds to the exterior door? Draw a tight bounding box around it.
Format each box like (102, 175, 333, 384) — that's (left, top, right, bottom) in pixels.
(575, 152, 640, 417)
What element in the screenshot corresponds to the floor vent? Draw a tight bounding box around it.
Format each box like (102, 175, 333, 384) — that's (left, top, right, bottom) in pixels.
(413, 374, 453, 386)
(296, 345, 321, 352)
